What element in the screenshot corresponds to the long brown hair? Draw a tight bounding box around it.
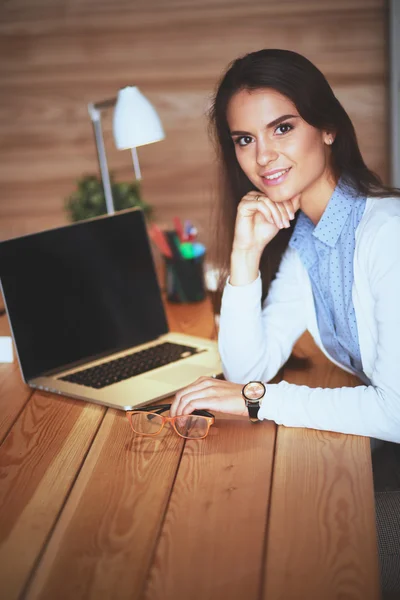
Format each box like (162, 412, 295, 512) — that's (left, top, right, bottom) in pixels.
(209, 49, 399, 303)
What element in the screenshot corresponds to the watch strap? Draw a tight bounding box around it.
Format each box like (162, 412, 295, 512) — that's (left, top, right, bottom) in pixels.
(247, 403, 260, 423)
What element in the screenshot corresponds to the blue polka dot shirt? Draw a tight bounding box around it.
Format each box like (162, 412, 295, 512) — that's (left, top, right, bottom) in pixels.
(289, 179, 370, 384)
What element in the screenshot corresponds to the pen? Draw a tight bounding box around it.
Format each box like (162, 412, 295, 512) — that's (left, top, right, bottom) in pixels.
(165, 230, 183, 260)
(188, 226, 198, 242)
(173, 217, 185, 243)
(149, 225, 173, 258)
(192, 242, 205, 258)
(184, 220, 192, 237)
(179, 242, 195, 259)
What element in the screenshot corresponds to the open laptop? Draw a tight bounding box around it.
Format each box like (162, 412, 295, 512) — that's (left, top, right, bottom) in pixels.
(0, 208, 222, 410)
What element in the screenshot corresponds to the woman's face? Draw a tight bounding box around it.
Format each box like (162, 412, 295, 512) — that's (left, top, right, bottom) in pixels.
(226, 88, 334, 203)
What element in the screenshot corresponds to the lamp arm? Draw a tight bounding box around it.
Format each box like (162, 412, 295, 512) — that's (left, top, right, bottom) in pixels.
(88, 103, 115, 215)
(92, 97, 117, 111)
(131, 148, 142, 180)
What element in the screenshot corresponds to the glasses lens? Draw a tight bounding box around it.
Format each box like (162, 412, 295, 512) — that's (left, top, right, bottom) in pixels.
(174, 415, 209, 439)
(130, 412, 163, 435)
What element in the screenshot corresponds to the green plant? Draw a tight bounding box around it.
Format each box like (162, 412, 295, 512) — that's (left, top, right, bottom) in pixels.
(65, 174, 153, 222)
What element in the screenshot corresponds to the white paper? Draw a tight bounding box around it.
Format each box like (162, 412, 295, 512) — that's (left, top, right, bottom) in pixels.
(0, 337, 13, 363)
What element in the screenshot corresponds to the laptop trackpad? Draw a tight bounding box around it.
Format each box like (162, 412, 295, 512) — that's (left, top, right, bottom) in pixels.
(148, 364, 215, 386)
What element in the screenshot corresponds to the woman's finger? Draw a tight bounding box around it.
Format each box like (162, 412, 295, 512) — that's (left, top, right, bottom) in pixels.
(274, 201, 291, 228)
(171, 377, 222, 416)
(175, 380, 244, 416)
(238, 197, 279, 227)
(283, 200, 295, 220)
(176, 382, 237, 416)
(173, 386, 215, 416)
(239, 192, 297, 229)
(241, 195, 280, 227)
(261, 197, 286, 229)
(180, 395, 247, 418)
(175, 388, 217, 416)
(180, 397, 227, 415)
(245, 191, 266, 202)
(256, 197, 280, 226)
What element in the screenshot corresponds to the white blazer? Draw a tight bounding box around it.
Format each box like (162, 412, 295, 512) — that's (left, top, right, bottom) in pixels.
(218, 197, 400, 443)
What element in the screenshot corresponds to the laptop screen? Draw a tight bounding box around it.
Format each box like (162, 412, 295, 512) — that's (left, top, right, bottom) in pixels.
(0, 209, 169, 381)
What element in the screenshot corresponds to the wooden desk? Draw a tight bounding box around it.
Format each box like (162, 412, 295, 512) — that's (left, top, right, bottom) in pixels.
(0, 297, 380, 600)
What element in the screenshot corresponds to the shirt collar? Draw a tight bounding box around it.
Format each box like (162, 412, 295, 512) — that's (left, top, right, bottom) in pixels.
(289, 179, 362, 252)
(289, 210, 315, 268)
(312, 180, 361, 248)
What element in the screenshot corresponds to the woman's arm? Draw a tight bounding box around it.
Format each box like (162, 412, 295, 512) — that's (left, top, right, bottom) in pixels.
(218, 190, 303, 382)
(258, 217, 400, 443)
(219, 246, 307, 383)
(171, 219, 400, 443)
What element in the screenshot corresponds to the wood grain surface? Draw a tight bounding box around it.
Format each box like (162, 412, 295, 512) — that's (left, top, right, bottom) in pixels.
(0, 293, 215, 600)
(22, 296, 223, 600)
(0, 309, 33, 443)
(262, 336, 381, 600)
(142, 416, 276, 600)
(0, 297, 380, 599)
(263, 427, 380, 600)
(0, 0, 388, 252)
(164, 295, 218, 341)
(0, 395, 105, 600)
(0, 360, 33, 444)
(25, 409, 186, 600)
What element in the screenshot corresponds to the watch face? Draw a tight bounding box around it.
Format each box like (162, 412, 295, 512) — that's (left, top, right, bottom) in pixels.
(243, 381, 265, 401)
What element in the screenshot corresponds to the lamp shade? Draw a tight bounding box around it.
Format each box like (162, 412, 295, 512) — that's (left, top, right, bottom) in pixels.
(113, 86, 165, 150)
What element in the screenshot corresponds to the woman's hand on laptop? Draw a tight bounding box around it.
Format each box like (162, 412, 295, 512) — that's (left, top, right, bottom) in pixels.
(170, 377, 248, 418)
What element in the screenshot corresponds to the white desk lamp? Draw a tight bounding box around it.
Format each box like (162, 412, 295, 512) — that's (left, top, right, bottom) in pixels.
(88, 86, 165, 214)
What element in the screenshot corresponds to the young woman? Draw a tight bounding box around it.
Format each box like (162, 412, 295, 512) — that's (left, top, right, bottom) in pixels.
(170, 49, 400, 444)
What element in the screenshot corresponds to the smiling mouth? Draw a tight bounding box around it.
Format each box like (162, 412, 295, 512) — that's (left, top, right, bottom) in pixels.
(262, 168, 291, 181)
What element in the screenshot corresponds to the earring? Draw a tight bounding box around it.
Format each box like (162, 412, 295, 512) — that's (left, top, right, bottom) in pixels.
(327, 138, 333, 145)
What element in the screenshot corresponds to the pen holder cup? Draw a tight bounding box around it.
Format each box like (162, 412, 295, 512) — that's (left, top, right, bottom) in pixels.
(164, 255, 206, 303)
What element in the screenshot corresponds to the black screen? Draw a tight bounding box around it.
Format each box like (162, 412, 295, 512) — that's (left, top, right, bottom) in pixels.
(0, 209, 168, 381)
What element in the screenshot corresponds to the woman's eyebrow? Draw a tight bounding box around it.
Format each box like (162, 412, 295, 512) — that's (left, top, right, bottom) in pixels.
(266, 114, 299, 128)
(230, 114, 299, 136)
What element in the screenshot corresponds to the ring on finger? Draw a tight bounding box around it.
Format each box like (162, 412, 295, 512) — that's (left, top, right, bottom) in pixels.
(255, 195, 260, 202)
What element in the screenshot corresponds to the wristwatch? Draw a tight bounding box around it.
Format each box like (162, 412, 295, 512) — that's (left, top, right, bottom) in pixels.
(241, 381, 266, 423)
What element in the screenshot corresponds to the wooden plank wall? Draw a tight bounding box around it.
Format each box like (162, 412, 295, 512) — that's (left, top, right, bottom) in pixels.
(0, 0, 388, 249)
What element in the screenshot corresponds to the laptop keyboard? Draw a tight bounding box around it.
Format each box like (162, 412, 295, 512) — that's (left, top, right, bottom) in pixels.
(59, 342, 202, 389)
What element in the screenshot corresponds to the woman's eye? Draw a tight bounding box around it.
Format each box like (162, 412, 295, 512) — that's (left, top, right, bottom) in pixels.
(235, 136, 253, 147)
(275, 123, 293, 135)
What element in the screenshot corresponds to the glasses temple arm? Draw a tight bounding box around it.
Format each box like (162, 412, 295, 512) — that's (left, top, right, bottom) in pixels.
(192, 409, 214, 418)
(133, 404, 171, 414)
(130, 404, 214, 419)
